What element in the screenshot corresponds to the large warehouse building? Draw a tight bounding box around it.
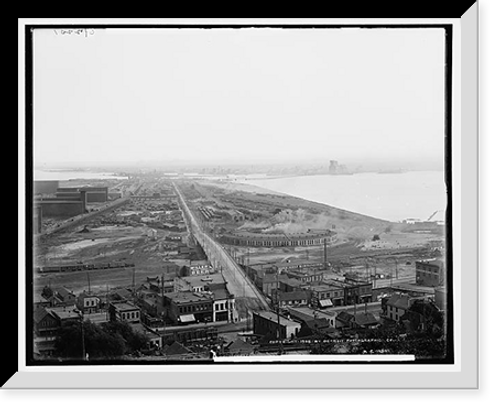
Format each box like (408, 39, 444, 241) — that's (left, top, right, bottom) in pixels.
(219, 229, 335, 248)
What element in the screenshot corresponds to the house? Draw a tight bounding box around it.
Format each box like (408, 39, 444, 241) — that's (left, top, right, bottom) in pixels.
(34, 307, 60, 336)
(109, 288, 133, 302)
(224, 338, 255, 356)
(335, 311, 355, 329)
(76, 291, 101, 314)
(297, 318, 331, 337)
(383, 293, 413, 322)
(335, 311, 378, 329)
(109, 302, 141, 323)
(34, 294, 52, 309)
(415, 259, 445, 287)
(400, 299, 444, 334)
(252, 310, 301, 340)
(50, 306, 81, 325)
(352, 312, 379, 329)
(162, 341, 193, 359)
(41, 286, 77, 307)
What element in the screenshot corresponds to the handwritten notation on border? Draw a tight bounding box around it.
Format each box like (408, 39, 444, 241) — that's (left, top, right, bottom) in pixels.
(53, 28, 96, 37)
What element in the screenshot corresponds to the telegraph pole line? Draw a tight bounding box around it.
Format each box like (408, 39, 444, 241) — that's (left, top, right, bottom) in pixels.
(275, 268, 282, 355)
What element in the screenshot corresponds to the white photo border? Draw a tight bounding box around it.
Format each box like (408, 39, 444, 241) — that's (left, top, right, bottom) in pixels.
(11, 9, 478, 389)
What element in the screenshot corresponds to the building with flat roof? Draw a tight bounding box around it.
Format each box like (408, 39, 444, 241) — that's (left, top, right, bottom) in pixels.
(220, 230, 335, 248)
(287, 306, 337, 329)
(307, 284, 344, 308)
(109, 302, 141, 323)
(35, 191, 87, 217)
(326, 277, 373, 305)
(416, 259, 445, 287)
(57, 186, 108, 203)
(284, 268, 326, 284)
(50, 306, 81, 324)
(252, 310, 301, 340)
(76, 291, 101, 314)
(34, 180, 59, 195)
(273, 290, 310, 309)
(208, 288, 236, 323)
(174, 273, 226, 294)
(163, 291, 213, 325)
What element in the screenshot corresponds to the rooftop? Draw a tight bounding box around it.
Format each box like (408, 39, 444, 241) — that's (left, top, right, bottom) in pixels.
(34, 307, 55, 323)
(279, 290, 309, 301)
(307, 284, 343, 292)
(181, 273, 226, 287)
(353, 312, 378, 326)
(50, 306, 80, 320)
(210, 288, 234, 301)
(164, 291, 212, 304)
(249, 259, 324, 269)
(163, 341, 192, 356)
(225, 338, 254, 354)
(224, 230, 332, 240)
(288, 307, 337, 322)
(416, 258, 445, 267)
(253, 310, 301, 328)
(111, 302, 140, 311)
(386, 293, 413, 310)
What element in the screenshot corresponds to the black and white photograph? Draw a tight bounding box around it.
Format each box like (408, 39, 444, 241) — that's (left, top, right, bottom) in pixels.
(10, 10, 480, 391)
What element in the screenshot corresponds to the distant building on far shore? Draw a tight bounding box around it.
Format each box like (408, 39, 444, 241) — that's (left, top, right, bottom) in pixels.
(328, 160, 352, 175)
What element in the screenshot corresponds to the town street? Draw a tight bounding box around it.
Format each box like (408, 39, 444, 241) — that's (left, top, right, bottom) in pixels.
(173, 183, 270, 318)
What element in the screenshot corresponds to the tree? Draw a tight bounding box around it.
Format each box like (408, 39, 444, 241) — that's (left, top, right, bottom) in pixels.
(179, 265, 189, 277)
(372, 234, 380, 241)
(102, 321, 149, 353)
(54, 320, 126, 360)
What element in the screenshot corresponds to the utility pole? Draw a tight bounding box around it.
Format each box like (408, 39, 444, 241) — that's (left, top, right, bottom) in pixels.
(132, 266, 136, 298)
(275, 267, 282, 355)
(323, 240, 327, 269)
(79, 310, 86, 361)
(105, 284, 109, 321)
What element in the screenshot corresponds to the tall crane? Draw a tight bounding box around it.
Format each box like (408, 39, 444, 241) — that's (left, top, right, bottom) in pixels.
(427, 210, 439, 221)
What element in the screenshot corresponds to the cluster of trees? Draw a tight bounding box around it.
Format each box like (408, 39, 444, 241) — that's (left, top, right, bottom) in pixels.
(54, 320, 149, 360)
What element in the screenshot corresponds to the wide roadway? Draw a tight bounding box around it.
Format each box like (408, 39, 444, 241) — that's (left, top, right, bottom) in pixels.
(173, 182, 270, 317)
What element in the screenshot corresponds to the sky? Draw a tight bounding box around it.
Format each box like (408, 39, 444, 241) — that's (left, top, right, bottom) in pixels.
(33, 27, 446, 169)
